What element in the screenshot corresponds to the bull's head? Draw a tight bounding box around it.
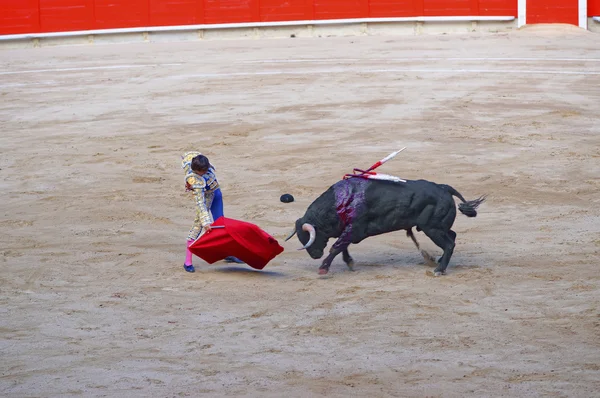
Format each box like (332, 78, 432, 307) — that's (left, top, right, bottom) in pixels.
(285, 218, 327, 259)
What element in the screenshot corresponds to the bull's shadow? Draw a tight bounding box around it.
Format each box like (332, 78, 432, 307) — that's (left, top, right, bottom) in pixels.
(212, 266, 287, 278)
(324, 250, 482, 275)
(331, 251, 434, 270)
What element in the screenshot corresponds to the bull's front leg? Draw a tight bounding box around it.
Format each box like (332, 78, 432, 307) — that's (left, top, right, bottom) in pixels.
(319, 228, 353, 275)
(326, 247, 354, 270)
(318, 247, 344, 275)
(342, 249, 354, 271)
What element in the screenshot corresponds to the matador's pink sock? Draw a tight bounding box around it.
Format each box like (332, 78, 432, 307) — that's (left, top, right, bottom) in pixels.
(185, 239, 194, 265)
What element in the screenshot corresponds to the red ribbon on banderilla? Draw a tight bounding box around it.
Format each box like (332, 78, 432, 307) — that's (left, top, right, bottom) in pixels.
(343, 147, 407, 183)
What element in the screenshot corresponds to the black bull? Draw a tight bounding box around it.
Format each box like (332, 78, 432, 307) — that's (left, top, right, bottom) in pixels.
(286, 178, 485, 276)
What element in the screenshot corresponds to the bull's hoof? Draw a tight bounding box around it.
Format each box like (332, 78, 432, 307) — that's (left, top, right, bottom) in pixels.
(318, 268, 329, 275)
(345, 260, 355, 271)
(426, 270, 446, 277)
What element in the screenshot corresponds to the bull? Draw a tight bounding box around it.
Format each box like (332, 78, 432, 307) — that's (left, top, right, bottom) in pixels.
(285, 177, 485, 276)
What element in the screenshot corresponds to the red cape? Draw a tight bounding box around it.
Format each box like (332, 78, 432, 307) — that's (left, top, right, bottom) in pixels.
(188, 217, 284, 270)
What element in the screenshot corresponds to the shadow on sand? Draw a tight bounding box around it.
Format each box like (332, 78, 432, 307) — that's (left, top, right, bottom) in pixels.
(212, 266, 287, 278)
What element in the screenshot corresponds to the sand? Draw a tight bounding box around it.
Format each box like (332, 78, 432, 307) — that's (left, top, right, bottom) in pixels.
(1, 27, 600, 397)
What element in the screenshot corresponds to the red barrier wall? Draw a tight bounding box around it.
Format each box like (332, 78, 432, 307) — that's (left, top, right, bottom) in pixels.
(0, 0, 40, 34)
(95, 0, 149, 29)
(590, 0, 600, 16)
(0, 0, 518, 36)
(526, 0, 578, 25)
(479, 0, 518, 16)
(39, 1, 93, 33)
(150, 0, 201, 25)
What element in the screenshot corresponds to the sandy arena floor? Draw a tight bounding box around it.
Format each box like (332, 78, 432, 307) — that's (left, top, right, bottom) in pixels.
(1, 25, 600, 397)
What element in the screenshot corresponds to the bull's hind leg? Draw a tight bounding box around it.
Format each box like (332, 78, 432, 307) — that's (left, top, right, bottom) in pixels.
(448, 229, 457, 243)
(422, 228, 455, 276)
(406, 228, 436, 266)
(434, 230, 457, 264)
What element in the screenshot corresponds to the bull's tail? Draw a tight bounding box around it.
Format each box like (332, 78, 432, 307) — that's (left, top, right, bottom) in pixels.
(440, 184, 486, 218)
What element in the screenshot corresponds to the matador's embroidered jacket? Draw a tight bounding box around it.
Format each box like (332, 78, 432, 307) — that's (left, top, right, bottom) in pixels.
(181, 151, 220, 231)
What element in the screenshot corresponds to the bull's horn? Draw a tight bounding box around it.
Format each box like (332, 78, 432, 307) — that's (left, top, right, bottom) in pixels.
(299, 223, 316, 250)
(284, 228, 297, 242)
